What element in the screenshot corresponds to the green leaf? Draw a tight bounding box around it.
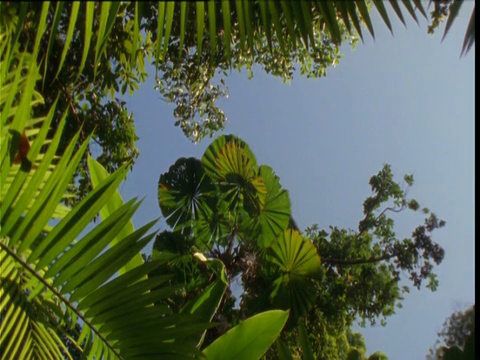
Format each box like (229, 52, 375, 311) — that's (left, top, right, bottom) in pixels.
(276, 338, 293, 360)
(155, 1, 166, 67)
(77, 2, 94, 80)
(388, 0, 406, 27)
(179, 1, 187, 57)
(55, 2, 80, 78)
(269, 229, 321, 276)
(163, 1, 175, 61)
(208, 0, 217, 54)
(241, 165, 291, 248)
(298, 321, 314, 360)
(196, 2, 205, 57)
(202, 135, 266, 217)
(268, 229, 321, 322)
(317, 1, 342, 44)
(356, 1, 375, 39)
(158, 157, 216, 233)
(181, 273, 227, 348)
(88, 156, 145, 274)
(43, 2, 65, 86)
(203, 310, 289, 360)
(221, 0, 232, 60)
(372, 0, 393, 34)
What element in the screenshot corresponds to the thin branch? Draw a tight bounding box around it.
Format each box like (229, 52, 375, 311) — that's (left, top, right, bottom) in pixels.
(357, 204, 405, 240)
(0, 241, 123, 359)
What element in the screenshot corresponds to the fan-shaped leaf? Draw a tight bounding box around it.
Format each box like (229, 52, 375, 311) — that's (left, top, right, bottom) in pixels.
(269, 229, 321, 276)
(202, 135, 266, 216)
(241, 165, 291, 247)
(159, 157, 216, 233)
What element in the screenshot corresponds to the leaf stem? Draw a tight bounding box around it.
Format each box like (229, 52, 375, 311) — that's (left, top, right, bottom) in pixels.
(0, 241, 123, 359)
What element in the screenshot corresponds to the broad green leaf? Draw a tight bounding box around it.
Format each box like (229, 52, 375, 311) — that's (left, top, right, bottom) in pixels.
(203, 310, 289, 360)
(193, 206, 234, 248)
(270, 275, 316, 325)
(88, 155, 145, 274)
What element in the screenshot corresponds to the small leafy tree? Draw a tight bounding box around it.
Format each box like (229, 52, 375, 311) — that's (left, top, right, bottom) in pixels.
(427, 304, 475, 360)
(155, 134, 445, 358)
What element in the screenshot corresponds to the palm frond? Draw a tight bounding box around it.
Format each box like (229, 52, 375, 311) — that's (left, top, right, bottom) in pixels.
(1, 37, 213, 360)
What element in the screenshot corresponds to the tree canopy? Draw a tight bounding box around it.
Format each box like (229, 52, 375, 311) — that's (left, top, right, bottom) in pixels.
(0, 1, 470, 358)
(0, 1, 474, 204)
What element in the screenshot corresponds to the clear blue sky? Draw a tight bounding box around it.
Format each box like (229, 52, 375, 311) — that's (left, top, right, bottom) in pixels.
(119, 5, 474, 359)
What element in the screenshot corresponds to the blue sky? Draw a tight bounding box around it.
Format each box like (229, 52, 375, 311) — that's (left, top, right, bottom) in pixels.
(119, 4, 474, 359)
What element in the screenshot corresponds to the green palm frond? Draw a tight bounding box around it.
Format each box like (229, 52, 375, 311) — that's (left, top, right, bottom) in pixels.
(2, 1, 473, 87)
(1, 39, 212, 360)
(151, 0, 473, 58)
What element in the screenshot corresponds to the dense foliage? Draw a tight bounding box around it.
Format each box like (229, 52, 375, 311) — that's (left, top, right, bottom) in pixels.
(427, 305, 475, 360)
(1, 1, 472, 358)
(154, 135, 445, 358)
(0, 1, 473, 204)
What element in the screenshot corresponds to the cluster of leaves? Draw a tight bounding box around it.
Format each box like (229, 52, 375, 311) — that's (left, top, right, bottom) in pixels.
(2, 1, 473, 205)
(0, 35, 292, 359)
(145, 1, 352, 143)
(155, 135, 445, 358)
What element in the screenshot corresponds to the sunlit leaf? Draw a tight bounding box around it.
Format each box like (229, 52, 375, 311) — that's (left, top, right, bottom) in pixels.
(203, 310, 289, 360)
